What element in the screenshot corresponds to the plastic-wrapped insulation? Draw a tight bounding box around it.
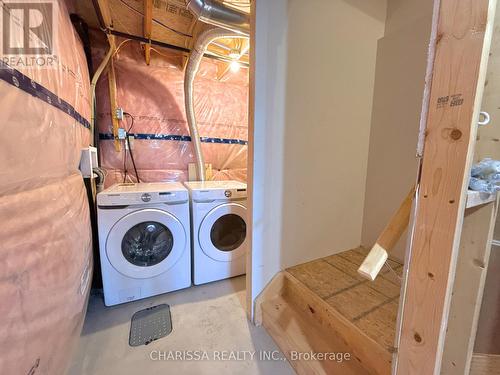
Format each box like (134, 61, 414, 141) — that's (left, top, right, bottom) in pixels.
(0, 1, 93, 374)
(92, 38, 249, 187)
(184, 27, 249, 181)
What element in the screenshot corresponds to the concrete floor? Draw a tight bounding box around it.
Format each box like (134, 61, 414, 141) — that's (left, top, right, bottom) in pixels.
(69, 276, 295, 375)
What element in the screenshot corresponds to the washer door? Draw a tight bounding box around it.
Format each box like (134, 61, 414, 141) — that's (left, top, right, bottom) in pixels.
(106, 208, 186, 279)
(199, 203, 247, 262)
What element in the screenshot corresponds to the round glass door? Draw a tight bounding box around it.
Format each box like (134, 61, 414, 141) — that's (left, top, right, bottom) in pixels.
(199, 203, 247, 262)
(106, 208, 186, 279)
(121, 221, 174, 267)
(210, 214, 246, 252)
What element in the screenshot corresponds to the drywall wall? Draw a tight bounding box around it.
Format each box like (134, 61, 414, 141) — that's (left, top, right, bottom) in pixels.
(280, 0, 387, 268)
(249, 0, 288, 315)
(476, 21, 500, 164)
(385, 0, 434, 34)
(474, 1, 500, 354)
(361, 0, 434, 261)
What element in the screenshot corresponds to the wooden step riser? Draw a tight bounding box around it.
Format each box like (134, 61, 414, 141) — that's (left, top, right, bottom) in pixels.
(282, 273, 392, 375)
(261, 296, 371, 375)
(259, 271, 393, 375)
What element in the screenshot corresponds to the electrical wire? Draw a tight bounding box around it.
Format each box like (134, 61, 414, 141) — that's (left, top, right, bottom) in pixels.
(122, 146, 128, 183)
(114, 39, 132, 57)
(124, 112, 140, 183)
(118, 0, 193, 38)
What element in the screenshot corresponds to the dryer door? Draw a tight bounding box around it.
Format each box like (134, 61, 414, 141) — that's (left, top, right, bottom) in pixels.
(106, 208, 186, 279)
(199, 203, 247, 262)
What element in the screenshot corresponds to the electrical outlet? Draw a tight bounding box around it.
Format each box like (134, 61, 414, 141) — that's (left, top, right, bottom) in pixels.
(115, 107, 124, 120)
(117, 128, 127, 140)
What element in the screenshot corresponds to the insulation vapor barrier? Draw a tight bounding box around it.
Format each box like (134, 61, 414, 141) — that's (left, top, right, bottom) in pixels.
(93, 41, 249, 186)
(0, 0, 92, 374)
(0, 175, 92, 375)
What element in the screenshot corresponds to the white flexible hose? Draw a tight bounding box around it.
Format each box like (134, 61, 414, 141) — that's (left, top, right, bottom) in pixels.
(184, 27, 249, 181)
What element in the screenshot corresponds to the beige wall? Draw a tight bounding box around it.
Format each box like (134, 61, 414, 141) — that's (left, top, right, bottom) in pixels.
(385, 0, 435, 34)
(474, 0, 500, 354)
(251, 0, 436, 306)
(249, 0, 288, 313)
(361, 0, 434, 261)
(280, 0, 387, 268)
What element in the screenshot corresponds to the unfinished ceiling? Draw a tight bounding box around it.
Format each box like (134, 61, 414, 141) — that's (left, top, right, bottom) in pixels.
(73, 0, 250, 68)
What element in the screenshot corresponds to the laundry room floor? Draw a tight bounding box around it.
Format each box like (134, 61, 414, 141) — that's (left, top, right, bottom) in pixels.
(69, 276, 295, 375)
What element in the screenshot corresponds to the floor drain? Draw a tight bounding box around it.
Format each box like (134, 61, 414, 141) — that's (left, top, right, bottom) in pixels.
(129, 304, 172, 347)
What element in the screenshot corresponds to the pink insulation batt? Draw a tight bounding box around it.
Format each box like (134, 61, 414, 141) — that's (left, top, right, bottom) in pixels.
(0, 1, 92, 374)
(92, 41, 249, 186)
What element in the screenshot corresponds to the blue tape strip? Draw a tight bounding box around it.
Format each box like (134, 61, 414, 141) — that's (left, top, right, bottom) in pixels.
(99, 133, 248, 145)
(0, 60, 91, 129)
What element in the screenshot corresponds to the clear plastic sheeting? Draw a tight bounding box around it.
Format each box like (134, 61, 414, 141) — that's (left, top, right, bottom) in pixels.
(0, 83, 91, 195)
(0, 174, 92, 375)
(469, 158, 500, 194)
(2, 0, 92, 116)
(92, 41, 248, 186)
(0, 1, 92, 374)
(0, 0, 91, 195)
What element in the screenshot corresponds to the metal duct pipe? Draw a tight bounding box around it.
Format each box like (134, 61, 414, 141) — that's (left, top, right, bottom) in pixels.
(184, 27, 248, 181)
(186, 0, 250, 35)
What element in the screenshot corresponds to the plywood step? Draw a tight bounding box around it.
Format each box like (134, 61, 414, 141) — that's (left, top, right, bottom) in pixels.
(261, 295, 371, 375)
(287, 247, 402, 353)
(470, 354, 500, 375)
(259, 267, 394, 374)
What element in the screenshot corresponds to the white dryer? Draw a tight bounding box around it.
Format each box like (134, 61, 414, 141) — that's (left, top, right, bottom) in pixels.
(184, 181, 247, 285)
(97, 183, 191, 306)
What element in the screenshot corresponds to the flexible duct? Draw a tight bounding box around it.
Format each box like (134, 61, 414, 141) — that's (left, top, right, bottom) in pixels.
(184, 27, 248, 181)
(186, 0, 250, 35)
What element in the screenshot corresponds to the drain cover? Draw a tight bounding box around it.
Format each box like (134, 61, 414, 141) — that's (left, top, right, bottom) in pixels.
(129, 304, 172, 347)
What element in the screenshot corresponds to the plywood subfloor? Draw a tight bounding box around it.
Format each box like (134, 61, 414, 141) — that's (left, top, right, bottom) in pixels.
(287, 246, 403, 352)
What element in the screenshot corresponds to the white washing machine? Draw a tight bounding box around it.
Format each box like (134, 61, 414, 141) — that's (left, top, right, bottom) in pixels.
(184, 181, 247, 285)
(97, 183, 191, 306)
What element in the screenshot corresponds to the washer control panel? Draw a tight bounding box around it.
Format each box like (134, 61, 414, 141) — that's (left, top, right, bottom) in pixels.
(97, 183, 189, 206)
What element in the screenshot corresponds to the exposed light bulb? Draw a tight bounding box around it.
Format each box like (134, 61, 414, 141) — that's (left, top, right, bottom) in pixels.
(230, 60, 240, 73)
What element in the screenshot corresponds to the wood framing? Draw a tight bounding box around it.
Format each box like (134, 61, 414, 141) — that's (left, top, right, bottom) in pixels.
(95, 0, 117, 49)
(395, 0, 497, 374)
(470, 354, 500, 375)
(107, 58, 121, 152)
(143, 0, 152, 65)
(93, 0, 121, 151)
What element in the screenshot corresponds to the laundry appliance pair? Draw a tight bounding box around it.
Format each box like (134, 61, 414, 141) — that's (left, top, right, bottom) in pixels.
(97, 181, 247, 306)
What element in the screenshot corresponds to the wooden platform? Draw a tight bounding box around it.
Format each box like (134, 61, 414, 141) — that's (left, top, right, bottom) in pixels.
(257, 246, 402, 375)
(287, 246, 403, 353)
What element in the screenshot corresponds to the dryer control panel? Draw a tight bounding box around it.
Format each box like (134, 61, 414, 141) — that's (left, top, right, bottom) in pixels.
(183, 181, 247, 202)
(190, 187, 247, 201)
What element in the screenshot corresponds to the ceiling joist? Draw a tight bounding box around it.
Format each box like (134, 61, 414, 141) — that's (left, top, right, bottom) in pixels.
(143, 0, 152, 64)
(84, 0, 251, 68)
